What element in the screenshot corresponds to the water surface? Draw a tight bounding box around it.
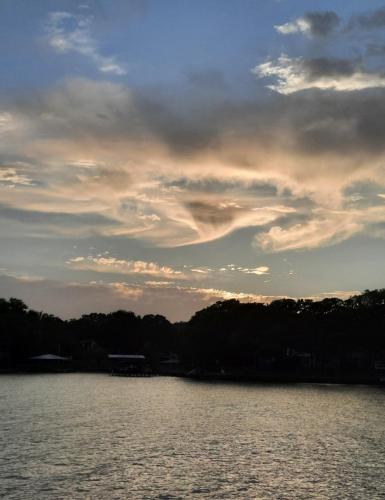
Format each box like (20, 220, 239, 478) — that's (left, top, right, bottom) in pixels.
(1, 374, 385, 499)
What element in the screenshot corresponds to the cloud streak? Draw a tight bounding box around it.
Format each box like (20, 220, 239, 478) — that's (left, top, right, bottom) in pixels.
(46, 11, 126, 75)
(67, 256, 186, 279)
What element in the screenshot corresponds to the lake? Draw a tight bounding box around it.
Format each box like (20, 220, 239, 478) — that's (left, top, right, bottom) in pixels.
(1, 374, 385, 499)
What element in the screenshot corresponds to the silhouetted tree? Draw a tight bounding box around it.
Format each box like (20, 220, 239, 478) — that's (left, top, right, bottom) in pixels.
(1, 290, 385, 377)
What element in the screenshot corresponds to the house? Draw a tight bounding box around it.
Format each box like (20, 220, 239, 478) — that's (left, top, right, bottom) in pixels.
(108, 354, 152, 376)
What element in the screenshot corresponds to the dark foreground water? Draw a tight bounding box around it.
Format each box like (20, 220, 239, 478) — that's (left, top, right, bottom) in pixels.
(1, 375, 385, 499)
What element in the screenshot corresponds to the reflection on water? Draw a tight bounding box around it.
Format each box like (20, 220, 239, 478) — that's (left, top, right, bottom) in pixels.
(1, 374, 385, 499)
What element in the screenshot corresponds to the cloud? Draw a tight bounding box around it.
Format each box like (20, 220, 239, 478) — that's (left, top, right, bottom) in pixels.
(275, 11, 340, 37)
(240, 266, 270, 275)
(0, 112, 17, 133)
(253, 55, 385, 94)
(191, 267, 210, 274)
(66, 256, 272, 280)
(303, 11, 340, 36)
(46, 11, 126, 75)
(0, 166, 33, 186)
(302, 58, 357, 79)
(275, 17, 310, 35)
(1, 77, 385, 250)
(0, 203, 118, 230)
(255, 215, 361, 252)
(67, 256, 186, 279)
(183, 286, 274, 303)
(347, 6, 385, 31)
(179, 199, 295, 245)
(254, 205, 385, 252)
(222, 264, 270, 275)
(275, 7, 385, 38)
(186, 200, 236, 227)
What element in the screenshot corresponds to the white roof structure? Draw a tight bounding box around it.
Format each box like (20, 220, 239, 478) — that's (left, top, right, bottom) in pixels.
(29, 354, 70, 361)
(108, 354, 146, 360)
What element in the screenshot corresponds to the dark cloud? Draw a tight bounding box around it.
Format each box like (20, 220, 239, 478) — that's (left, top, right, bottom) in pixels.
(303, 11, 340, 36)
(135, 95, 220, 154)
(258, 88, 385, 155)
(348, 6, 385, 31)
(11, 79, 219, 154)
(8, 75, 385, 161)
(144, 86, 385, 157)
(186, 201, 236, 228)
(181, 87, 385, 156)
(302, 58, 357, 80)
(166, 178, 277, 196)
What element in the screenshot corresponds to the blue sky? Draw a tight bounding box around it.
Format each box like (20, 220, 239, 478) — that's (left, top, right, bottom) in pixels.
(1, 0, 385, 320)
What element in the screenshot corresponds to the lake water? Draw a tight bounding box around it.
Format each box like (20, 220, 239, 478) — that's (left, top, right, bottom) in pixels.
(1, 374, 385, 499)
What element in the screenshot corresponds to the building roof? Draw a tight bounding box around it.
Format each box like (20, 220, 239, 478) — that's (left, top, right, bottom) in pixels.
(108, 354, 146, 360)
(29, 354, 70, 361)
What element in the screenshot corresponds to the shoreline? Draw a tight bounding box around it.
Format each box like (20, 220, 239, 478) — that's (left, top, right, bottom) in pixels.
(1, 369, 384, 385)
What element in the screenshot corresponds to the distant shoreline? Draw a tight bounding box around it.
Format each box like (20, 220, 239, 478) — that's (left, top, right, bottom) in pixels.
(2, 292, 385, 386)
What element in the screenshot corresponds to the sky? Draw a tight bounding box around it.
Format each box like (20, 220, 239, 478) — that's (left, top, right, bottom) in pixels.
(1, 0, 385, 321)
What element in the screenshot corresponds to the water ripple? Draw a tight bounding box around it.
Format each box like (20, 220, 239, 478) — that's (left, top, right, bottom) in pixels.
(1, 375, 385, 499)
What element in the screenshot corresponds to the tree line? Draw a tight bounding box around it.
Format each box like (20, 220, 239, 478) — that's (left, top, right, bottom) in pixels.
(1, 289, 385, 375)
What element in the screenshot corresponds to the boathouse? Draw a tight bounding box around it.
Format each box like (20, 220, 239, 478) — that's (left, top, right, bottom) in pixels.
(108, 354, 152, 375)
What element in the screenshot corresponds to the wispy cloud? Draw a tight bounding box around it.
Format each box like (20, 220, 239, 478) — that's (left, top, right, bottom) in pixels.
(218, 264, 270, 275)
(66, 256, 271, 280)
(253, 206, 385, 252)
(0, 166, 33, 186)
(46, 11, 126, 75)
(255, 216, 360, 252)
(67, 256, 186, 279)
(239, 266, 270, 275)
(183, 285, 274, 303)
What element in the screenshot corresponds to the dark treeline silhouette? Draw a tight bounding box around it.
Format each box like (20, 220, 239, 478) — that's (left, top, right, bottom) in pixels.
(1, 290, 385, 382)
